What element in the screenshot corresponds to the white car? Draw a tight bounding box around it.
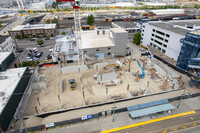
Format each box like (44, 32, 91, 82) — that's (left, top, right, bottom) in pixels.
(49, 47, 53, 52)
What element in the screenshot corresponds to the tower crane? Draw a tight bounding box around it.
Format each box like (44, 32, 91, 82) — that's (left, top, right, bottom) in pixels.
(56, 0, 83, 64)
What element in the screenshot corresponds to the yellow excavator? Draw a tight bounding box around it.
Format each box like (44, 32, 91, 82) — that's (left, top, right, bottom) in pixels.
(104, 64, 122, 70)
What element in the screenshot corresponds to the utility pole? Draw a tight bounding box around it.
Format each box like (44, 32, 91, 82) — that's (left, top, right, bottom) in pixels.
(112, 101, 117, 122)
(177, 86, 186, 108)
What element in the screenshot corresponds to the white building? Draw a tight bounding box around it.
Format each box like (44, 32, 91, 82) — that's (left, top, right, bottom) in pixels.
(141, 20, 200, 61)
(0, 37, 15, 52)
(0, 67, 31, 131)
(52, 28, 128, 62)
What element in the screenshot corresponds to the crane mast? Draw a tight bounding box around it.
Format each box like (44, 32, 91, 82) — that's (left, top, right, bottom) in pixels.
(56, 0, 83, 64)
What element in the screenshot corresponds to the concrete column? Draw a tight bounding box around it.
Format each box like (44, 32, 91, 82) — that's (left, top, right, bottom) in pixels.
(58, 95, 62, 109)
(135, 70, 139, 82)
(35, 106, 39, 114)
(37, 97, 42, 112)
(127, 84, 129, 91)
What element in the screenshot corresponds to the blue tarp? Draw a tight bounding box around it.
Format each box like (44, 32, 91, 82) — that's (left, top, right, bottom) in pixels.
(127, 99, 169, 111)
(129, 103, 175, 119)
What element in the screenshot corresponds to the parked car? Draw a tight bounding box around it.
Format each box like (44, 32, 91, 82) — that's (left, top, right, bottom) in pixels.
(16, 49, 23, 53)
(30, 39, 36, 41)
(45, 37, 50, 40)
(47, 54, 52, 59)
(37, 44, 44, 47)
(49, 47, 53, 52)
(139, 48, 144, 52)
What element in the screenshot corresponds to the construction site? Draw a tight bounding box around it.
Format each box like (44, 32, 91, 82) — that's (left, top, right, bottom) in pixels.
(10, 53, 186, 129)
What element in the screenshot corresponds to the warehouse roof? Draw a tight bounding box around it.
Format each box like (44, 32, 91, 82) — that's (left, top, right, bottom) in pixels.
(0, 52, 11, 64)
(112, 22, 140, 29)
(149, 20, 200, 36)
(0, 67, 26, 114)
(11, 24, 56, 31)
(129, 103, 175, 119)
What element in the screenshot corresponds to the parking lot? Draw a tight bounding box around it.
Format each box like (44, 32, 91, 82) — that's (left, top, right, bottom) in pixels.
(16, 38, 54, 63)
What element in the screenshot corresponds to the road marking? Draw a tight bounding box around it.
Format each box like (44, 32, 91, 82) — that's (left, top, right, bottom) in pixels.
(17, 42, 53, 46)
(102, 111, 196, 133)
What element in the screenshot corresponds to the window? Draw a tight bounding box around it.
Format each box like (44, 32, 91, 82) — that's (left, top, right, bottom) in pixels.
(153, 45, 157, 48)
(142, 34, 144, 36)
(151, 38, 154, 41)
(84, 51, 87, 53)
(96, 49, 99, 51)
(158, 47, 161, 51)
(143, 25, 145, 28)
(150, 42, 153, 46)
(154, 40, 162, 46)
(166, 34, 170, 37)
(163, 44, 167, 48)
(108, 47, 111, 50)
(164, 39, 168, 43)
(107, 52, 111, 55)
(156, 30, 165, 36)
(155, 35, 163, 41)
(162, 49, 166, 53)
(153, 29, 155, 32)
(152, 34, 155, 37)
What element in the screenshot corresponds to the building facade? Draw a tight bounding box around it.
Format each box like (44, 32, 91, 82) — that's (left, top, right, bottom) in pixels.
(141, 20, 200, 61)
(0, 52, 19, 72)
(8, 24, 56, 39)
(0, 37, 15, 52)
(176, 30, 200, 70)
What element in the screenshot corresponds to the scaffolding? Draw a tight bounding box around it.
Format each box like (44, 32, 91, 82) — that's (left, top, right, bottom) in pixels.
(176, 30, 200, 71)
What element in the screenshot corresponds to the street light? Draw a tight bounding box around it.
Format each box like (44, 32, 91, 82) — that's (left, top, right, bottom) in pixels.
(112, 101, 117, 122)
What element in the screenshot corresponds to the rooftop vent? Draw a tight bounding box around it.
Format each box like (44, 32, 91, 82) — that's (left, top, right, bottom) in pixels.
(0, 75, 8, 80)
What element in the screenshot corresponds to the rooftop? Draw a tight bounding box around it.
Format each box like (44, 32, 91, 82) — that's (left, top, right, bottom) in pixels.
(0, 52, 11, 64)
(81, 30, 115, 49)
(190, 30, 200, 35)
(0, 36, 9, 45)
(111, 28, 127, 33)
(112, 22, 140, 29)
(10, 24, 56, 31)
(0, 67, 27, 114)
(149, 20, 200, 36)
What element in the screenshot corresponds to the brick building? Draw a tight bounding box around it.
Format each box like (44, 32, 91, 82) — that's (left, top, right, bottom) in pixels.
(8, 23, 56, 39)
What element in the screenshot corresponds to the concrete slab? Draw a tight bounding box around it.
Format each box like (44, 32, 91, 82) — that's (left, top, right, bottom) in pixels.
(61, 65, 88, 74)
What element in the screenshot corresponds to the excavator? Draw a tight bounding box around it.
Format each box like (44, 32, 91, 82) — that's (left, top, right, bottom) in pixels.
(69, 79, 76, 90)
(104, 64, 122, 71)
(131, 59, 145, 78)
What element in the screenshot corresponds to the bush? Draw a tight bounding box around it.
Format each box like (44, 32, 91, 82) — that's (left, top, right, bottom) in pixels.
(51, 34, 54, 37)
(0, 21, 2, 28)
(15, 34, 20, 39)
(87, 15, 94, 26)
(61, 31, 66, 35)
(24, 34, 29, 38)
(29, 36, 33, 38)
(21, 61, 39, 67)
(43, 34, 47, 37)
(46, 20, 50, 24)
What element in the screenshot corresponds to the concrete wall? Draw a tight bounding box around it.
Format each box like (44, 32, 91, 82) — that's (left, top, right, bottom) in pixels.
(141, 22, 184, 61)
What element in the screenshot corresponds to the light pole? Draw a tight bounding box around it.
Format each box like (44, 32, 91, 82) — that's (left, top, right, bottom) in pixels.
(112, 101, 117, 122)
(177, 86, 187, 109)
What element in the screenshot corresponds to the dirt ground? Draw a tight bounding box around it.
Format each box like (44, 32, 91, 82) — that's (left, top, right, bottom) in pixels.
(24, 57, 179, 116)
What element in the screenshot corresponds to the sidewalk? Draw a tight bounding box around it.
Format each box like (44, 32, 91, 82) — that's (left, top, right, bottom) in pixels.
(41, 97, 200, 133)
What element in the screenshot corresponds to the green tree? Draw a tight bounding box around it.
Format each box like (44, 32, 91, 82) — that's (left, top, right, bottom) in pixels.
(51, 34, 54, 37)
(0, 21, 2, 27)
(37, 39, 44, 45)
(15, 34, 20, 39)
(52, 2, 59, 9)
(133, 32, 141, 45)
(36, 34, 40, 38)
(87, 15, 95, 26)
(61, 31, 66, 35)
(43, 34, 47, 37)
(46, 20, 50, 24)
